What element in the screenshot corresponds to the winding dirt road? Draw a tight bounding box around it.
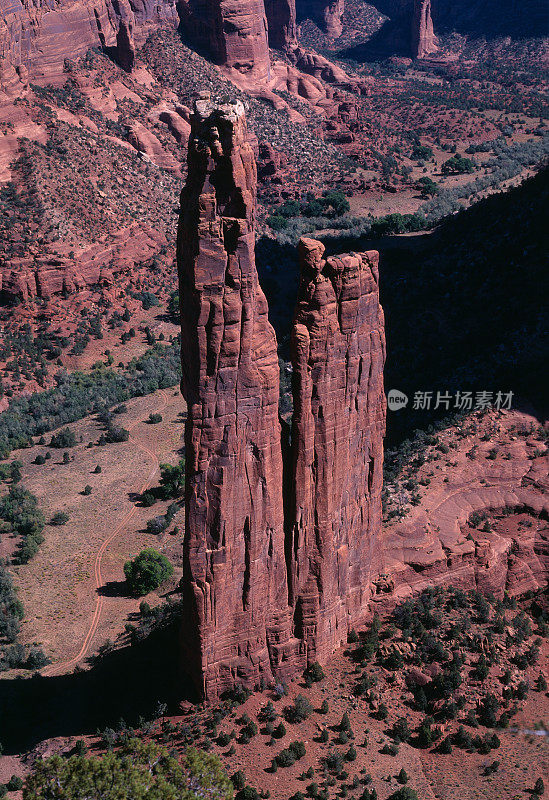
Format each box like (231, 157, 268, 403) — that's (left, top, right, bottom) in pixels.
(43, 389, 169, 676)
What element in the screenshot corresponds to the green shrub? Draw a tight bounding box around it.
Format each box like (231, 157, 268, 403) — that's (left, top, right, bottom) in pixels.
(124, 549, 173, 596)
(441, 154, 475, 175)
(23, 739, 233, 800)
(231, 771, 246, 790)
(50, 428, 77, 448)
(388, 788, 419, 800)
(284, 694, 313, 723)
(305, 661, 325, 683)
(50, 511, 69, 526)
(275, 748, 295, 768)
(288, 741, 306, 759)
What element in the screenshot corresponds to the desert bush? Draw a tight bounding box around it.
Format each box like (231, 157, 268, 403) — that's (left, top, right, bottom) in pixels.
(304, 661, 325, 683)
(124, 549, 173, 596)
(275, 748, 295, 768)
(50, 428, 76, 448)
(388, 788, 419, 800)
(284, 694, 313, 723)
(50, 511, 69, 526)
(0, 485, 45, 563)
(272, 722, 286, 739)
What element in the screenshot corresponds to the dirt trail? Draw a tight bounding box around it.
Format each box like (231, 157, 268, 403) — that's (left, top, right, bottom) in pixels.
(42, 389, 169, 676)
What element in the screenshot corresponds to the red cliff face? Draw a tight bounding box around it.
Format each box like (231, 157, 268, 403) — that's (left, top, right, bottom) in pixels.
(297, 0, 345, 37)
(0, 0, 177, 80)
(180, 0, 271, 80)
(264, 0, 297, 49)
(177, 96, 299, 698)
(411, 0, 437, 58)
(289, 237, 386, 663)
(177, 100, 386, 698)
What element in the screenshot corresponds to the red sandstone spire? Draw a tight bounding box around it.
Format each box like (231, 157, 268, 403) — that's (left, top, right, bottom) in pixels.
(289, 237, 386, 662)
(177, 96, 297, 698)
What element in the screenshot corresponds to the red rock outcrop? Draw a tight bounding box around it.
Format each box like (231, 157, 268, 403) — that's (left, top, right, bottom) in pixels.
(177, 99, 387, 698)
(179, 0, 271, 80)
(264, 0, 297, 49)
(378, 411, 549, 608)
(177, 96, 299, 698)
(298, 0, 344, 37)
(288, 237, 386, 663)
(411, 0, 437, 58)
(0, 0, 177, 82)
(0, 223, 164, 300)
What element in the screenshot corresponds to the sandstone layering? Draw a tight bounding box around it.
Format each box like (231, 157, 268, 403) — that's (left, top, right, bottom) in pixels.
(177, 97, 301, 698)
(177, 98, 386, 697)
(0, 0, 178, 82)
(179, 0, 271, 79)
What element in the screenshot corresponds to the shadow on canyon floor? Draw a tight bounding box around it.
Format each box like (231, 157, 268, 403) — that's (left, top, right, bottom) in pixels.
(335, 0, 549, 62)
(258, 168, 549, 446)
(0, 623, 196, 754)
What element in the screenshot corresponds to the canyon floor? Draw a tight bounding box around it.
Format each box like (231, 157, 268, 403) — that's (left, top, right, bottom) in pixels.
(0, 404, 546, 800)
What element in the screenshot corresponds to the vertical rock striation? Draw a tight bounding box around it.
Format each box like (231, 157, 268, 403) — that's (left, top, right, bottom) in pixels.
(289, 237, 386, 663)
(0, 0, 177, 82)
(411, 0, 437, 58)
(177, 99, 386, 698)
(177, 96, 297, 698)
(264, 0, 297, 49)
(180, 0, 271, 80)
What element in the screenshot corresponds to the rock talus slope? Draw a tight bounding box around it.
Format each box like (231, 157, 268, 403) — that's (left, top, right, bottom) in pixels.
(177, 97, 299, 698)
(289, 237, 386, 663)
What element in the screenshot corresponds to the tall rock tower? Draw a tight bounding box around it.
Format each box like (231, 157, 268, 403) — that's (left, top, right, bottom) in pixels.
(177, 97, 298, 698)
(178, 98, 386, 699)
(297, 0, 345, 38)
(289, 238, 386, 663)
(411, 0, 438, 58)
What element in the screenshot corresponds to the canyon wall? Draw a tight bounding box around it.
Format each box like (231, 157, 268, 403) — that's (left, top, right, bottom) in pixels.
(264, 0, 297, 49)
(0, 0, 178, 81)
(177, 98, 386, 697)
(297, 0, 344, 37)
(177, 97, 300, 697)
(289, 237, 386, 664)
(179, 0, 271, 79)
